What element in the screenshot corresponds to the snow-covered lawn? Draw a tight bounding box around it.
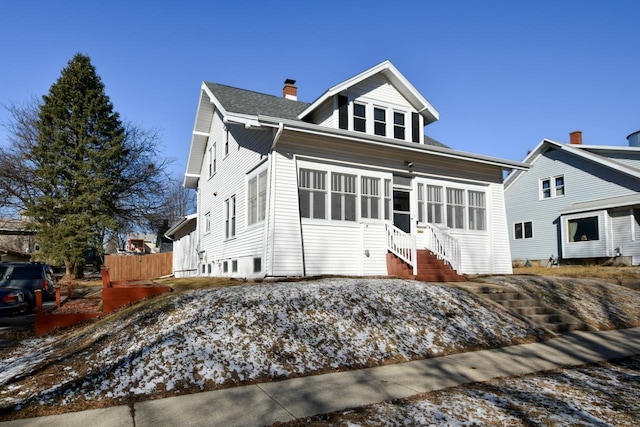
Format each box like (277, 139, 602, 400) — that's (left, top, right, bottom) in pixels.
(0, 278, 542, 420)
(287, 356, 640, 426)
(0, 275, 636, 423)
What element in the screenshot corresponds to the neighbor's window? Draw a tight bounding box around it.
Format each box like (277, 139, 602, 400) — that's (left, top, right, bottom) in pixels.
(541, 175, 564, 199)
(225, 195, 236, 239)
(353, 103, 366, 132)
(361, 176, 381, 219)
(331, 172, 357, 221)
(299, 169, 327, 219)
(248, 170, 267, 225)
(468, 190, 486, 231)
(568, 216, 599, 242)
(514, 221, 533, 239)
(393, 111, 405, 140)
(446, 188, 465, 229)
(374, 107, 386, 136)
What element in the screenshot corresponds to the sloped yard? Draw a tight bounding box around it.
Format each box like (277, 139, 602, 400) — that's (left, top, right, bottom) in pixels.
(0, 275, 637, 423)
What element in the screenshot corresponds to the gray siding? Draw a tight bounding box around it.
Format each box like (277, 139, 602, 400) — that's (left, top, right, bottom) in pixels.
(506, 147, 640, 262)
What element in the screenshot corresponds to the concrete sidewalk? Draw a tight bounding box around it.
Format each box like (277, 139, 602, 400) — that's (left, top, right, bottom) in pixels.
(3, 327, 640, 427)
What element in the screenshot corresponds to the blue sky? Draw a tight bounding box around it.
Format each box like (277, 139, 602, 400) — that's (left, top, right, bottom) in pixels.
(1, 1, 639, 179)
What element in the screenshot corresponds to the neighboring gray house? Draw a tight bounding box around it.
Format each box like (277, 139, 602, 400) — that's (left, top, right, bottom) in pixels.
(178, 60, 527, 280)
(505, 131, 640, 266)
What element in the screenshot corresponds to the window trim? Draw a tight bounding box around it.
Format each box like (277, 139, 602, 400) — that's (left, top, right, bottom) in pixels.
(540, 174, 564, 200)
(373, 106, 386, 137)
(204, 211, 211, 234)
(247, 168, 268, 227)
(514, 221, 533, 240)
(225, 195, 236, 239)
(297, 160, 390, 224)
(353, 102, 367, 133)
(393, 110, 406, 141)
(416, 180, 487, 232)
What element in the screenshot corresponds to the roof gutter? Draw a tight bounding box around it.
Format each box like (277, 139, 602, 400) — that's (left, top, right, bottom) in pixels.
(257, 115, 529, 171)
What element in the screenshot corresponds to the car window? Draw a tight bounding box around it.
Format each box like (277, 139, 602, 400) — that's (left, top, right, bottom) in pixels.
(0, 266, 8, 279)
(9, 266, 43, 280)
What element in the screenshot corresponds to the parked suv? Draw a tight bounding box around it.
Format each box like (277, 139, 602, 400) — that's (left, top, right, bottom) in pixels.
(0, 262, 58, 309)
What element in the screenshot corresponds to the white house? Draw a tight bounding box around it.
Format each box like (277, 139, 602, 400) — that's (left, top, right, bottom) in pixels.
(178, 60, 527, 280)
(505, 131, 640, 266)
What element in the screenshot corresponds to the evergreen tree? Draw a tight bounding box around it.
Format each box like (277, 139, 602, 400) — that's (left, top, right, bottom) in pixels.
(27, 53, 128, 277)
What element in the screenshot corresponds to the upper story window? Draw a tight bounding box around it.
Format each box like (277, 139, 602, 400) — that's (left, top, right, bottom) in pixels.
(541, 175, 564, 199)
(374, 107, 386, 136)
(208, 143, 216, 177)
(353, 103, 366, 132)
(224, 128, 230, 156)
(393, 112, 405, 140)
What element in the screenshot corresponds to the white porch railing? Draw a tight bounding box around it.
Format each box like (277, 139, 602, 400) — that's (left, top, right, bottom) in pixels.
(385, 223, 417, 276)
(423, 223, 461, 273)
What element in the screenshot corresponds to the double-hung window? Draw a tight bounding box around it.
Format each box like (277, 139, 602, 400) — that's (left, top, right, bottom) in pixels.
(248, 170, 267, 225)
(393, 112, 405, 140)
(374, 107, 386, 136)
(225, 195, 236, 239)
(331, 172, 357, 221)
(361, 176, 380, 219)
(541, 175, 564, 199)
(208, 143, 216, 177)
(299, 169, 327, 219)
(468, 191, 486, 230)
(446, 188, 465, 229)
(384, 179, 392, 220)
(353, 103, 366, 132)
(426, 185, 443, 224)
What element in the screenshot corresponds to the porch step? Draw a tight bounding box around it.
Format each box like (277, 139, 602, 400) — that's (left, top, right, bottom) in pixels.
(386, 251, 464, 282)
(471, 287, 591, 335)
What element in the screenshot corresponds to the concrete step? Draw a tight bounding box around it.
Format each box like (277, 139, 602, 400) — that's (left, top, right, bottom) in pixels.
(542, 322, 588, 334)
(509, 306, 556, 316)
(528, 313, 564, 324)
(482, 292, 535, 302)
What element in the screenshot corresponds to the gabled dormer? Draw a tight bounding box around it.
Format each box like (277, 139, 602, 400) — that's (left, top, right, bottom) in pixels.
(298, 60, 439, 144)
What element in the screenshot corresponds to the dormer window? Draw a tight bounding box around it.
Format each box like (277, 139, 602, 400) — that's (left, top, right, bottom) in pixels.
(393, 111, 405, 140)
(374, 107, 386, 136)
(353, 103, 366, 132)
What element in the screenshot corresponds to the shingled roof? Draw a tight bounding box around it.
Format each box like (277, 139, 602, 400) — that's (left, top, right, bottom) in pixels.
(203, 82, 450, 148)
(204, 82, 310, 121)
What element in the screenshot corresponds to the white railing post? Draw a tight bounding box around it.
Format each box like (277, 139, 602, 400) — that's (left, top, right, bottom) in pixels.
(385, 223, 416, 274)
(422, 223, 460, 273)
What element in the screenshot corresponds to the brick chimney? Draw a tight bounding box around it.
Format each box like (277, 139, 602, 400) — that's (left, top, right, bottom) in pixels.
(283, 79, 297, 101)
(570, 131, 582, 145)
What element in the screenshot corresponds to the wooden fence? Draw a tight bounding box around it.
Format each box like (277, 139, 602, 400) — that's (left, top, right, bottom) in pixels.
(104, 252, 173, 282)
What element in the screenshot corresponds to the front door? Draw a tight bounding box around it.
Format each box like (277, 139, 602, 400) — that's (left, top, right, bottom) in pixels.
(393, 189, 411, 233)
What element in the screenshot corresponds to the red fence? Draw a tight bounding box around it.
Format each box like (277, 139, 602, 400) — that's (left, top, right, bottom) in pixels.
(103, 252, 173, 282)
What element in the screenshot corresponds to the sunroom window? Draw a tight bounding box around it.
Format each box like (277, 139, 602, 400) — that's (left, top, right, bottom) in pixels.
(331, 172, 357, 221)
(299, 169, 326, 219)
(446, 188, 465, 229)
(361, 176, 381, 219)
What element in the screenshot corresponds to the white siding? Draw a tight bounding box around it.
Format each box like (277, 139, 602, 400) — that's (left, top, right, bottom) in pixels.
(308, 98, 334, 128)
(302, 223, 362, 276)
(197, 112, 272, 277)
(362, 223, 388, 275)
(172, 227, 198, 278)
(350, 75, 412, 108)
(269, 151, 305, 276)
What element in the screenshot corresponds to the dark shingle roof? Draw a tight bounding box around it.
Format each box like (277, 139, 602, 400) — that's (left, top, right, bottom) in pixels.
(204, 82, 310, 121)
(424, 135, 449, 148)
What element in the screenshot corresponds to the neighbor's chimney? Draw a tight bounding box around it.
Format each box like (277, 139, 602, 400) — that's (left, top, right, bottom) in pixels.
(570, 130, 582, 145)
(283, 79, 297, 101)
